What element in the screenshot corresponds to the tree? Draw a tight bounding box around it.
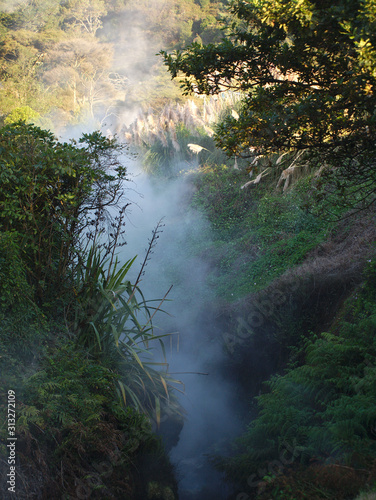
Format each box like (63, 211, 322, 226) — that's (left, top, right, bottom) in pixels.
(0, 29, 50, 112)
(62, 0, 108, 36)
(4, 105, 40, 124)
(161, 0, 376, 206)
(17, 0, 64, 32)
(43, 38, 126, 120)
(0, 122, 127, 304)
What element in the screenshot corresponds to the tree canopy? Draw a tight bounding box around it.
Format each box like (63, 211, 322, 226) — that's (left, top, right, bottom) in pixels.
(161, 0, 376, 202)
(0, 0, 227, 128)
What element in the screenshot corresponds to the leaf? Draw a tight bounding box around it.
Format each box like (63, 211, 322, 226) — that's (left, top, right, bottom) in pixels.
(276, 151, 289, 165)
(160, 375, 169, 397)
(155, 396, 161, 428)
(117, 380, 127, 406)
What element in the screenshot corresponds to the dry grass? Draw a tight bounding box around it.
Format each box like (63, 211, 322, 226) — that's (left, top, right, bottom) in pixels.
(121, 93, 241, 148)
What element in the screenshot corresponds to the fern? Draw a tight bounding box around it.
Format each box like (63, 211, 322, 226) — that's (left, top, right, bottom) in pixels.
(218, 260, 376, 493)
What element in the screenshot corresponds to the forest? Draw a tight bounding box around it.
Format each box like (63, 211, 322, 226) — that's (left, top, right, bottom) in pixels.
(0, 0, 376, 499)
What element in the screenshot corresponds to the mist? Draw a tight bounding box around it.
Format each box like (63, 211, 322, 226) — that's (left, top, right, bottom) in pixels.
(1, 1, 374, 499)
(100, 7, 246, 497)
(117, 158, 245, 499)
(0, 0, 28, 12)
(47, 2, 247, 496)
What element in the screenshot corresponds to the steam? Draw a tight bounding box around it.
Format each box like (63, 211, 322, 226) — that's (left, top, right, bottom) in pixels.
(15, 0, 247, 495)
(0, 0, 28, 12)
(119, 160, 244, 499)
(101, 7, 177, 132)
(99, 7, 246, 497)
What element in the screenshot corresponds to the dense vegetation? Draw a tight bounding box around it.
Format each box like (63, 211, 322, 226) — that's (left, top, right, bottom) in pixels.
(156, 0, 376, 498)
(1, 0, 376, 499)
(162, 0, 376, 210)
(189, 164, 376, 499)
(0, 0, 227, 130)
(0, 123, 181, 498)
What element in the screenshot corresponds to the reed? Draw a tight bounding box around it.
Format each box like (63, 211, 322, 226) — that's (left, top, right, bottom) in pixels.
(122, 93, 242, 175)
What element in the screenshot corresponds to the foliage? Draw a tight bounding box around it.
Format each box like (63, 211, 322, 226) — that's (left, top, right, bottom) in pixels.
(0, 122, 127, 305)
(0, 231, 32, 310)
(72, 245, 181, 418)
(117, 0, 226, 49)
(0, 119, 178, 415)
(42, 36, 121, 121)
(124, 94, 240, 177)
(4, 105, 40, 124)
(0, 0, 227, 127)
(0, 240, 180, 496)
(0, 120, 181, 497)
(161, 0, 376, 207)
(10, 340, 177, 498)
(0, 28, 54, 114)
(191, 165, 331, 299)
(0, 231, 50, 386)
(217, 259, 376, 498)
(63, 0, 108, 36)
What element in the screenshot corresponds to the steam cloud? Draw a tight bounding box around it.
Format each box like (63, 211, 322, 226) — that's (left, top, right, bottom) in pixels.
(118, 159, 244, 499)
(51, 2, 246, 497)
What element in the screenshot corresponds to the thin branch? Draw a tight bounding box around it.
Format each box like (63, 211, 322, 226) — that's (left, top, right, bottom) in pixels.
(129, 218, 165, 299)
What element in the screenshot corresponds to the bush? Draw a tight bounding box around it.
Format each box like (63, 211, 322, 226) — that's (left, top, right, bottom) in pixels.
(5, 340, 169, 498)
(0, 122, 127, 306)
(217, 260, 376, 499)
(4, 106, 40, 125)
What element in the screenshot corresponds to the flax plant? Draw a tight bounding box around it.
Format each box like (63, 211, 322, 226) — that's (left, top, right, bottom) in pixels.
(72, 227, 182, 422)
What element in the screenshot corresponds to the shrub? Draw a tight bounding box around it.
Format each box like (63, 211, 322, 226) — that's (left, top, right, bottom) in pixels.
(217, 260, 376, 499)
(4, 106, 40, 125)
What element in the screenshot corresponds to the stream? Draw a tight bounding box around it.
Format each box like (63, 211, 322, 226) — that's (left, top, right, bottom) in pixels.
(118, 162, 244, 499)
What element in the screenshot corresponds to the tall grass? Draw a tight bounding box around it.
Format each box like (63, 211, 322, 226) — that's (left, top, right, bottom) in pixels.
(122, 93, 242, 175)
(122, 93, 322, 192)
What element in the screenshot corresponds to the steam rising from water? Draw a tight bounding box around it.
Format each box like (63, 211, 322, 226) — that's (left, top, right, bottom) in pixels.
(119, 160, 243, 499)
(36, 1, 246, 494)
